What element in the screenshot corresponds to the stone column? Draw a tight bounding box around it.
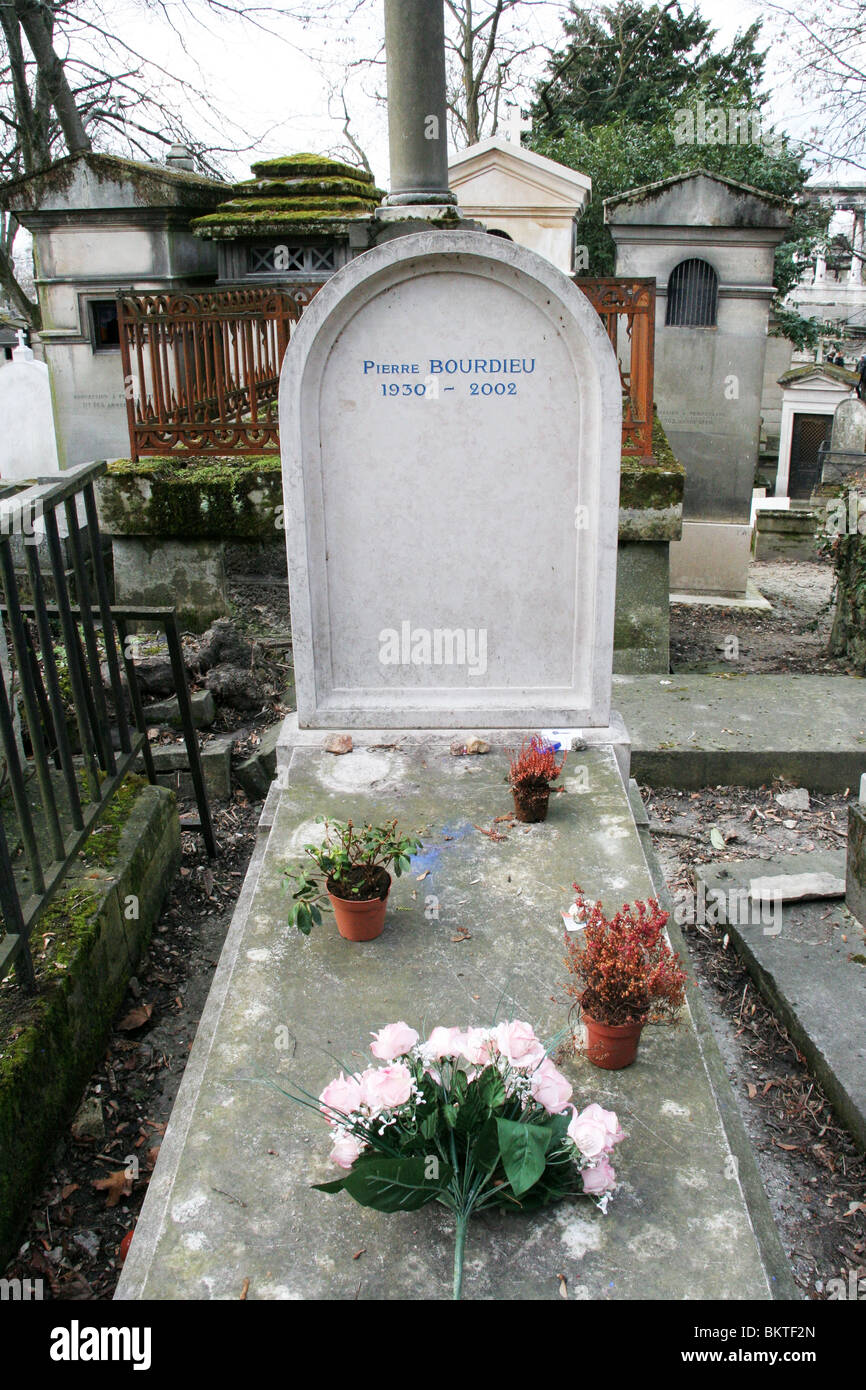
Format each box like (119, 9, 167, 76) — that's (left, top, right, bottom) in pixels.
(848, 208, 864, 285)
(382, 0, 456, 207)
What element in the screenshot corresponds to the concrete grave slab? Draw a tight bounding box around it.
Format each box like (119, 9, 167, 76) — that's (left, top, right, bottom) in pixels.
(696, 851, 866, 1150)
(848, 803, 866, 926)
(615, 673, 866, 792)
(117, 745, 777, 1301)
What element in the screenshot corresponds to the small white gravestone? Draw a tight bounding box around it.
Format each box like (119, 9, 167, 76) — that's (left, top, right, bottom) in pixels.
(831, 397, 866, 455)
(0, 332, 60, 481)
(279, 232, 621, 730)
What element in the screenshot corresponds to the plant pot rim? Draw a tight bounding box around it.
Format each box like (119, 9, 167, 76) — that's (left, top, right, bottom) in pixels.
(581, 1010, 647, 1032)
(326, 867, 391, 904)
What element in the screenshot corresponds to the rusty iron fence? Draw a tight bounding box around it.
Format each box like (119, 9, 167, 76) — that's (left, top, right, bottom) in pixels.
(117, 287, 302, 460)
(117, 277, 655, 462)
(0, 461, 215, 991)
(575, 277, 656, 460)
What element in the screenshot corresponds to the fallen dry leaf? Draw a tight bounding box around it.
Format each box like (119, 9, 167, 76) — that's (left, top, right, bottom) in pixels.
(240, 1277, 250, 1300)
(93, 1170, 134, 1207)
(117, 1003, 153, 1032)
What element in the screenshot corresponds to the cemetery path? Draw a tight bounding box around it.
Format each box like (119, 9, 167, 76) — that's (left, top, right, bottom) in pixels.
(646, 781, 866, 1299)
(671, 559, 849, 674)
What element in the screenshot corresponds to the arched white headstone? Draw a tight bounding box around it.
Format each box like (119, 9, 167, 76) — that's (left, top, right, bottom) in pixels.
(0, 349, 60, 482)
(831, 396, 866, 455)
(279, 231, 622, 729)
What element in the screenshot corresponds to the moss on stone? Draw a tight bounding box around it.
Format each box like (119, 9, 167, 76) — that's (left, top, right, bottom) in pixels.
(0, 151, 226, 212)
(649, 412, 680, 471)
(194, 212, 372, 238)
(0, 778, 178, 1263)
(250, 154, 374, 183)
(99, 456, 283, 539)
(216, 195, 376, 215)
(232, 177, 385, 201)
(192, 152, 382, 241)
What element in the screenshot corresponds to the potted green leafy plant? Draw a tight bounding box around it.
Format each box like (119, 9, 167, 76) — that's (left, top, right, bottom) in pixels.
(508, 736, 566, 823)
(562, 887, 687, 1069)
(285, 817, 422, 942)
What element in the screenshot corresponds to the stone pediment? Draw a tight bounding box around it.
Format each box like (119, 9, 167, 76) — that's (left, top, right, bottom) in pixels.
(1, 153, 226, 220)
(605, 170, 792, 230)
(449, 136, 591, 212)
(778, 364, 859, 391)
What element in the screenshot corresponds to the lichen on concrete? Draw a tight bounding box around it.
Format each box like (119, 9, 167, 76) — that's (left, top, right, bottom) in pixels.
(98, 456, 283, 539)
(0, 779, 180, 1265)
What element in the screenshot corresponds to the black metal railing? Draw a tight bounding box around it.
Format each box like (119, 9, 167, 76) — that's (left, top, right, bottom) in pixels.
(0, 461, 216, 992)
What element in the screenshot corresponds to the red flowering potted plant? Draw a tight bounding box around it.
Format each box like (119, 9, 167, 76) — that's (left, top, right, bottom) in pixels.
(285, 817, 421, 942)
(508, 736, 566, 823)
(562, 887, 687, 1069)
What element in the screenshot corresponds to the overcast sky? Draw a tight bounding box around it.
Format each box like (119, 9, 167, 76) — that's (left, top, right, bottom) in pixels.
(99, 0, 847, 187)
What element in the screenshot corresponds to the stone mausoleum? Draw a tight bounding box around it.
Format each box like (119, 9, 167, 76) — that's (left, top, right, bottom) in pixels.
(606, 170, 792, 597)
(1, 151, 225, 468)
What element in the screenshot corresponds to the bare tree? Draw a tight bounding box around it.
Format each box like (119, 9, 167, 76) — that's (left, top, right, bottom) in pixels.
(765, 0, 866, 173)
(0, 0, 296, 325)
(270, 0, 568, 148)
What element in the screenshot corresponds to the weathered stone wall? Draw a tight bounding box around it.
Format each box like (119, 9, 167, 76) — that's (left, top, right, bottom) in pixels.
(96, 418, 684, 665)
(0, 781, 180, 1266)
(827, 480, 866, 673)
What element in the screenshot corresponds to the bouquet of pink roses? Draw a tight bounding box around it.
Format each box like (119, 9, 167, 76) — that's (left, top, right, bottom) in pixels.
(276, 1018, 624, 1298)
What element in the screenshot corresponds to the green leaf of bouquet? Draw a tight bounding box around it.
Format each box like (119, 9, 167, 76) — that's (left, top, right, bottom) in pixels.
(475, 1065, 506, 1112)
(472, 1115, 501, 1173)
(311, 1177, 348, 1194)
(342, 1156, 454, 1213)
(545, 1110, 572, 1151)
(496, 1119, 550, 1197)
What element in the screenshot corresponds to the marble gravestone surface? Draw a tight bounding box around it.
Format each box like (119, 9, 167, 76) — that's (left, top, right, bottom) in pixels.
(831, 397, 866, 455)
(279, 231, 622, 730)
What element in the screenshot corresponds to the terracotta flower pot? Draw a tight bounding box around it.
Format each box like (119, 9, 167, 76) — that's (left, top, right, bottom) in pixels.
(583, 1014, 645, 1070)
(512, 784, 551, 823)
(327, 870, 391, 942)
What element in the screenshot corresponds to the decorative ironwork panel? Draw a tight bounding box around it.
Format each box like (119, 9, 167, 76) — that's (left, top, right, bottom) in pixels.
(574, 277, 656, 461)
(117, 287, 304, 459)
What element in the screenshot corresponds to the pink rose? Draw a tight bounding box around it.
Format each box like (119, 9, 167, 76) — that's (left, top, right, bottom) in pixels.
(529, 1057, 573, 1114)
(329, 1132, 364, 1169)
(359, 1063, 413, 1113)
(494, 1020, 545, 1071)
(425, 1026, 464, 1060)
(577, 1102, 624, 1151)
(370, 1021, 419, 1060)
(580, 1157, 616, 1195)
(567, 1104, 609, 1159)
(458, 1027, 495, 1066)
(319, 1071, 362, 1121)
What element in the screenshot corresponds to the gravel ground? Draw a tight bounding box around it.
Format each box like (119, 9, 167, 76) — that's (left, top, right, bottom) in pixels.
(670, 558, 853, 673)
(645, 780, 866, 1299)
